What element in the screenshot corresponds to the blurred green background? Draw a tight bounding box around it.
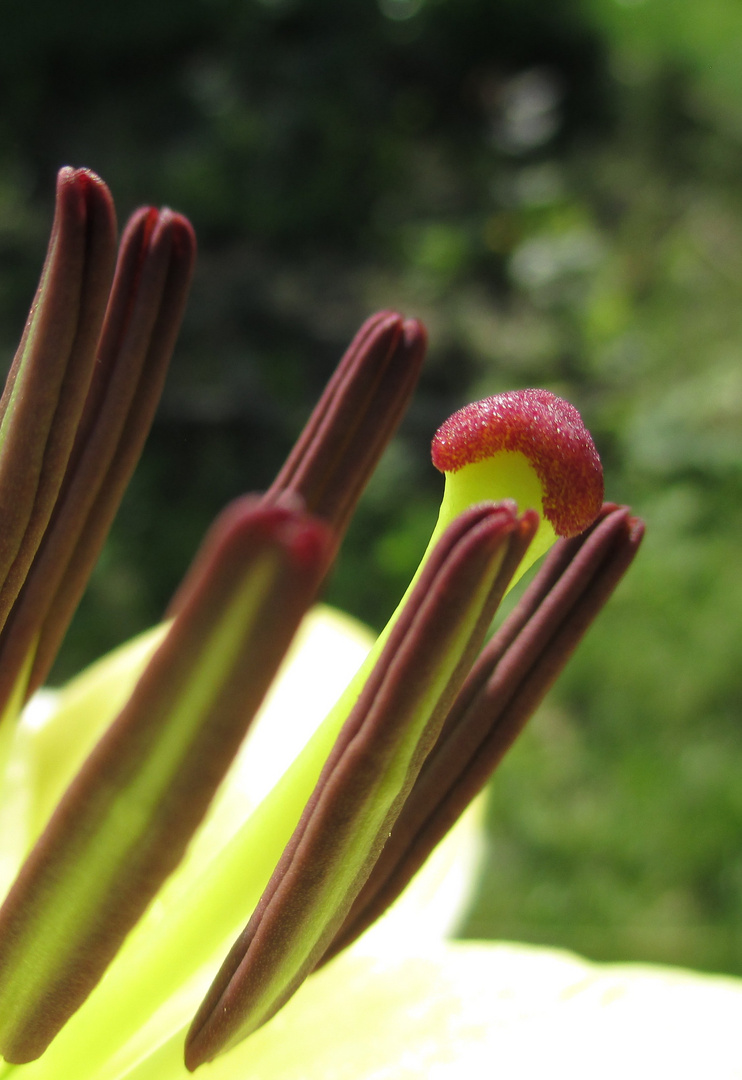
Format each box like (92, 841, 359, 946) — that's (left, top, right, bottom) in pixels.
(2, 0, 742, 977)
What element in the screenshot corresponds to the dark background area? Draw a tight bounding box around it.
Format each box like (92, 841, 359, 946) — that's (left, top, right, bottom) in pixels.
(2, 0, 742, 976)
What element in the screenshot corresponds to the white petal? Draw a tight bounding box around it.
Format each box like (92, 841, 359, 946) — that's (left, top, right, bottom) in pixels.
(122, 941, 742, 1080)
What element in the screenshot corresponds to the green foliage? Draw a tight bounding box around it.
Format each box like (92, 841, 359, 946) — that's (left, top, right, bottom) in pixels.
(2, 0, 742, 977)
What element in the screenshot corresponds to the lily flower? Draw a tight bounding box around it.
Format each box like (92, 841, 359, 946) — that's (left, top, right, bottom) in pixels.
(0, 165, 708, 1080)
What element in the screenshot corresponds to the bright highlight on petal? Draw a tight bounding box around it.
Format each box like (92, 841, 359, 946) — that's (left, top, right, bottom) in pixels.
(141, 941, 742, 1080)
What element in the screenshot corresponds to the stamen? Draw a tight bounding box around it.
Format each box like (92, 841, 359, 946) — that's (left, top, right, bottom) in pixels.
(0, 499, 331, 1063)
(0, 312, 426, 1075)
(0, 169, 116, 685)
(184, 503, 537, 1070)
(0, 202, 196, 714)
(267, 311, 427, 537)
(322, 504, 644, 958)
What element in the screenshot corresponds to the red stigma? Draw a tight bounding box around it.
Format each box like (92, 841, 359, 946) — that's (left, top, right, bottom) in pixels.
(431, 389, 604, 537)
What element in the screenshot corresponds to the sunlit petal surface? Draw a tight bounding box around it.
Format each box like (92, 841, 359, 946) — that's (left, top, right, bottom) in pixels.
(110, 940, 742, 1080)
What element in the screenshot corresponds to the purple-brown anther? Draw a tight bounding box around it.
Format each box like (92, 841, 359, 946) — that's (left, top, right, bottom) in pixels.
(0, 170, 116, 667)
(267, 311, 427, 538)
(323, 503, 644, 959)
(0, 498, 332, 1064)
(184, 503, 538, 1070)
(432, 390, 604, 537)
(0, 168, 196, 717)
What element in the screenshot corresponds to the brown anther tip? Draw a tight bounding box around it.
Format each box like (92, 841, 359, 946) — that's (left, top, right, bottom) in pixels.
(54, 167, 116, 237)
(223, 500, 332, 574)
(284, 517, 332, 569)
(164, 212, 197, 258)
(59, 168, 112, 210)
(148, 209, 197, 275)
(628, 515, 645, 542)
(267, 309, 426, 537)
(118, 206, 159, 255)
(61, 166, 109, 193)
(402, 317, 427, 350)
(167, 497, 332, 621)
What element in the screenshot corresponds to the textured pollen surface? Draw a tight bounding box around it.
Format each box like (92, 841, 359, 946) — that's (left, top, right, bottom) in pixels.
(431, 390, 604, 538)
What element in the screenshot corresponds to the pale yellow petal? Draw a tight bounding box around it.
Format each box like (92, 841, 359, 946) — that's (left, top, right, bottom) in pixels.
(119, 941, 742, 1080)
